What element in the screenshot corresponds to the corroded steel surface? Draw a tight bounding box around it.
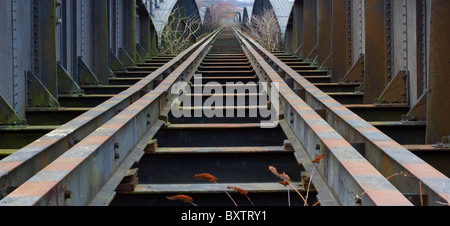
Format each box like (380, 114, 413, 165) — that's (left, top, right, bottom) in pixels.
(235, 29, 412, 206)
(0, 29, 221, 206)
(236, 29, 450, 206)
(0, 30, 220, 201)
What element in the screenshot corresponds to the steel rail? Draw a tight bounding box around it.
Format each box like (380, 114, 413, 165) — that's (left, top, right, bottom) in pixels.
(236, 29, 450, 206)
(234, 29, 412, 206)
(0, 28, 221, 206)
(0, 29, 222, 202)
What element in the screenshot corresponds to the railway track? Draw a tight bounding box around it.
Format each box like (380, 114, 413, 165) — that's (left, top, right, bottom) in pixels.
(0, 28, 449, 206)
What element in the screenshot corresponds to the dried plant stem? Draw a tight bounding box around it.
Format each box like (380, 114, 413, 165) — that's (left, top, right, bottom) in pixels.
(244, 195, 254, 206)
(227, 186, 254, 206)
(225, 195, 238, 206)
(312, 201, 320, 206)
(219, 183, 238, 206)
(194, 173, 238, 206)
(419, 182, 424, 206)
(304, 167, 316, 206)
(190, 202, 198, 206)
(287, 188, 291, 206)
(286, 181, 308, 206)
(160, 6, 202, 54)
(270, 166, 308, 206)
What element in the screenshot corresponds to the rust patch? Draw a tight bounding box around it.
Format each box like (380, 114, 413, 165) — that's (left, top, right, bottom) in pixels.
(0, 161, 23, 172)
(99, 123, 126, 131)
(292, 105, 313, 112)
(309, 125, 335, 133)
(402, 163, 449, 180)
(81, 135, 111, 146)
(100, 100, 120, 105)
(8, 181, 59, 197)
(298, 114, 323, 120)
(327, 105, 349, 111)
(342, 161, 380, 176)
(44, 158, 83, 171)
(340, 114, 363, 120)
(322, 139, 352, 149)
(112, 95, 128, 99)
(70, 115, 97, 123)
(372, 140, 403, 149)
(366, 190, 413, 206)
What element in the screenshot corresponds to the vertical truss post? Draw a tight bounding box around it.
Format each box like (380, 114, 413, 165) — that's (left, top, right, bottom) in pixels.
(317, 0, 332, 70)
(123, 0, 137, 66)
(303, 0, 316, 62)
(292, 1, 304, 56)
(426, 0, 450, 144)
(150, 22, 159, 57)
(363, 0, 388, 104)
(91, 0, 109, 85)
(284, 24, 293, 53)
(331, 0, 350, 82)
(32, 0, 58, 99)
(137, 1, 152, 59)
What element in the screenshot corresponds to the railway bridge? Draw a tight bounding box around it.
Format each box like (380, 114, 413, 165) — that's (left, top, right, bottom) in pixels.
(0, 0, 449, 207)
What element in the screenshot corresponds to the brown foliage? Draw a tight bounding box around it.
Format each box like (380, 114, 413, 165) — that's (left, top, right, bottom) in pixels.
(194, 173, 219, 183)
(227, 186, 248, 195)
(167, 194, 194, 204)
(313, 154, 325, 164)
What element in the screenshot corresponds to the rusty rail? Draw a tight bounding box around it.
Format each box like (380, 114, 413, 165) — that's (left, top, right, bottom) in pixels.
(235, 28, 450, 206)
(0, 29, 222, 202)
(2, 27, 447, 206)
(234, 29, 413, 206)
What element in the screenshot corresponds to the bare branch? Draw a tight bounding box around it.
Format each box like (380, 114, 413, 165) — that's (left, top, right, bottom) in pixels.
(160, 6, 204, 54)
(245, 9, 281, 52)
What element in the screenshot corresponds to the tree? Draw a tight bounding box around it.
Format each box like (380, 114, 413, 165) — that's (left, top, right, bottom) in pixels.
(245, 9, 282, 52)
(160, 6, 203, 54)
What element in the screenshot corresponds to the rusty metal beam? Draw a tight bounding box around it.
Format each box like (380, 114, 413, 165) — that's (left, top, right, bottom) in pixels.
(0, 31, 220, 201)
(331, 0, 350, 82)
(237, 29, 450, 206)
(426, 0, 450, 144)
(91, 0, 110, 85)
(236, 29, 412, 206)
(317, 0, 332, 70)
(404, 145, 450, 178)
(32, 0, 58, 99)
(364, 0, 388, 104)
(292, 0, 304, 56)
(123, 0, 137, 66)
(0, 29, 221, 206)
(136, 0, 152, 59)
(303, 0, 317, 62)
(285, 22, 293, 52)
